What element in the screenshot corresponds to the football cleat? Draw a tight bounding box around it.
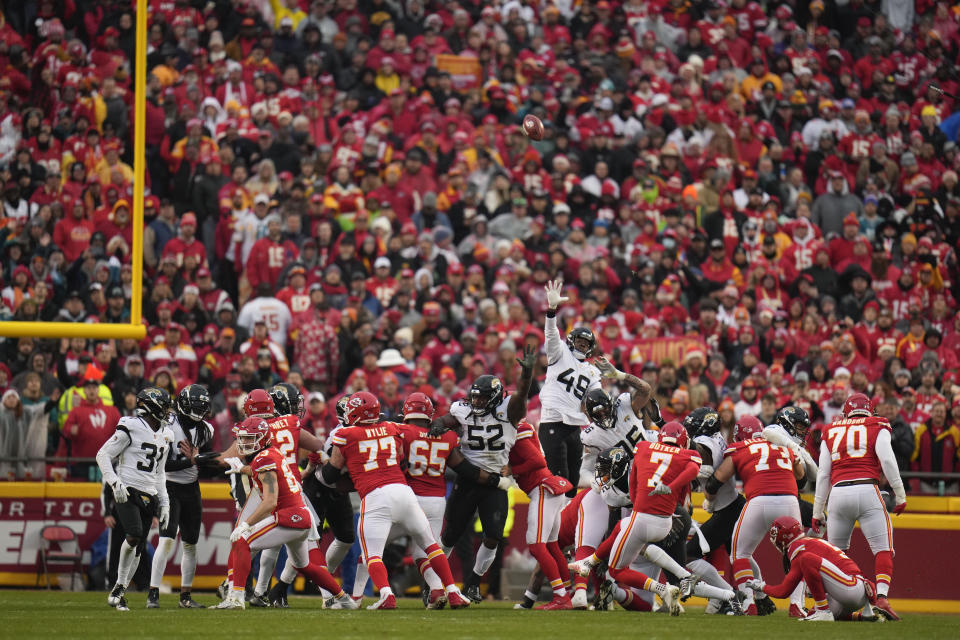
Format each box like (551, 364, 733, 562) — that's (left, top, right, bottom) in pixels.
(367, 592, 397, 610)
(329, 593, 360, 610)
(789, 603, 807, 618)
(570, 588, 588, 609)
(800, 609, 835, 622)
(146, 587, 160, 609)
(705, 598, 723, 614)
(212, 595, 245, 610)
(463, 584, 482, 604)
(267, 582, 289, 608)
(247, 593, 271, 608)
(179, 594, 205, 609)
(216, 580, 230, 602)
(679, 575, 700, 601)
(661, 585, 682, 616)
(426, 589, 447, 610)
(874, 596, 900, 621)
(594, 580, 615, 611)
(447, 589, 471, 609)
(115, 596, 130, 612)
(513, 601, 534, 610)
(728, 592, 745, 616)
(536, 594, 573, 610)
(108, 584, 126, 607)
(756, 595, 777, 616)
(421, 589, 430, 608)
(568, 557, 596, 578)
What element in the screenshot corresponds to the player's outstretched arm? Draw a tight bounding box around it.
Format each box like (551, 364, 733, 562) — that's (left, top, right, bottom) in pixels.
(543, 278, 568, 365)
(447, 448, 509, 489)
(508, 344, 537, 426)
(596, 355, 652, 415)
(428, 413, 461, 437)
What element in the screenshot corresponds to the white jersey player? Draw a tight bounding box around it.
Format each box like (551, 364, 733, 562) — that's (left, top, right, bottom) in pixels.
(430, 346, 537, 602)
(569, 355, 654, 609)
(539, 278, 602, 490)
(237, 292, 292, 348)
(96, 388, 174, 612)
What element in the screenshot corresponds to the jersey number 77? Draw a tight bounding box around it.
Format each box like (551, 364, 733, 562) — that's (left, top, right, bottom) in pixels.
(358, 436, 399, 471)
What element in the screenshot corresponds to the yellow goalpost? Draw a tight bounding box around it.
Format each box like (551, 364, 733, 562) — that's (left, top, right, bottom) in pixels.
(0, 0, 148, 340)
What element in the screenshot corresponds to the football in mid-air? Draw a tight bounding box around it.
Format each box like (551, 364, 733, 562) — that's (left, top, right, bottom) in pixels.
(522, 114, 544, 140)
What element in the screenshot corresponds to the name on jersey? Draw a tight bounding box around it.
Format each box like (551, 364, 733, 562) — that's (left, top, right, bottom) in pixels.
(363, 426, 391, 437)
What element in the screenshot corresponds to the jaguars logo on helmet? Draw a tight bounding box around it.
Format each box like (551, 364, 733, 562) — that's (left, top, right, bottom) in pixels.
(595, 446, 630, 485)
(776, 405, 811, 439)
(683, 407, 721, 438)
(137, 387, 172, 427)
(270, 382, 304, 418)
(468, 375, 504, 416)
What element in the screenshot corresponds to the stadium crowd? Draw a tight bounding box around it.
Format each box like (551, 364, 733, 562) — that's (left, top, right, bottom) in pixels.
(0, 0, 957, 492)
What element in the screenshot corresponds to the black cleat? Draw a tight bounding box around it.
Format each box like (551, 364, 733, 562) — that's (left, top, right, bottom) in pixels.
(729, 592, 745, 616)
(216, 580, 229, 602)
(464, 584, 483, 604)
(108, 584, 126, 608)
(268, 582, 289, 608)
(756, 595, 777, 616)
(594, 579, 615, 611)
(247, 593, 271, 608)
(421, 589, 430, 608)
(179, 593, 205, 608)
(146, 587, 160, 609)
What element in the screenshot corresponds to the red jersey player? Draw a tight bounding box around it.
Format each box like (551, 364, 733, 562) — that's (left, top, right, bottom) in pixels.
(216, 418, 355, 610)
(506, 421, 574, 609)
(744, 517, 883, 622)
(812, 393, 906, 621)
(706, 414, 804, 614)
(583, 422, 701, 616)
(322, 391, 471, 610)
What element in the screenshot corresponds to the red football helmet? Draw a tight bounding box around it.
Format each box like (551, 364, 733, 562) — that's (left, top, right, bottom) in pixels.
(735, 415, 764, 441)
(243, 389, 275, 417)
(234, 417, 271, 455)
(346, 391, 381, 425)
(402, 392, 435, 422)
(658, 421, 689, 449)
(843, 392, 872, 418)
(769, 516, 805, 554)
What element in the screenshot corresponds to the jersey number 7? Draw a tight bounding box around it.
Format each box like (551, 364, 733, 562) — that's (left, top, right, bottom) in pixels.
(748, 441, 792, 471)
(647, 451, 674, 487)
(358, 436, 399, 471)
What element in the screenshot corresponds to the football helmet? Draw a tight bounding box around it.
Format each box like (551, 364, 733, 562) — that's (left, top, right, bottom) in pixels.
(683, 407, 721, 438)
(769, 516, 804, 554)
(137, 387, 171, 425)
(402, 392, 435, 422)
(243, 389, 275, 418)
(270, 382, 304, 418)
(566, 327, 597, 361)
(777, 406, 811, 439)
(735, 415, 764, 441)
(346, 391, 381, 425)
(583, 388, 614, 429)
(842, 392, 872, 418)
(335, 396, 349, 426)
(234, 417, 271, 455)
(468, 375, 504, 416)
(658, 421, 689, 448)
(176, 384, 211, 423)
(595, 446, 630, 485)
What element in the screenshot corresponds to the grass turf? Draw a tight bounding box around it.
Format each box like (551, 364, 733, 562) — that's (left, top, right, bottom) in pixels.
(3, 591, 958, 640)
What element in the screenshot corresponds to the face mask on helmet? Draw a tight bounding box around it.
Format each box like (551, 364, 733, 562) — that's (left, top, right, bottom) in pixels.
(588, 403, 613, 429)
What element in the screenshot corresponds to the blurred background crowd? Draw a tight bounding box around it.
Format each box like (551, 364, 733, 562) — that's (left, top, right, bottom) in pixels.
(0, 0, 957, 492)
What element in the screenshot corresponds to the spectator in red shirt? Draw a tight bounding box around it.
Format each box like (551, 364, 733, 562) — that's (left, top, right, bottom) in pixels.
(57, 374, 120, 479)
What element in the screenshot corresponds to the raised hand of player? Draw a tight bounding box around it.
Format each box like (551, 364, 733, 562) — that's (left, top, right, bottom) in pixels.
(646, 397, 666, 427)
(594, 356, 623, 380)
(516, 344, 537, 371)
(544, 278, 569, 310)
(648, 482, 672, 496)
(893, 499, 907, 515)
(230, 521, 251, 543)
(744, 578, 766, 592)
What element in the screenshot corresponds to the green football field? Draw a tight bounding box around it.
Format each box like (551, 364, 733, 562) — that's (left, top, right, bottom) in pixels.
(3, 591, 959, 640)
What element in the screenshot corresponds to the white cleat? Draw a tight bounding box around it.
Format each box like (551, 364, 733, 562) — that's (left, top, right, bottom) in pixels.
(570, 588, 588, 609)
(568, 559, 596, 578)
(661, 585, 682, 616)
(212, 595, 245, 610)
(800, 609, 835, 622)
(329, 593, 360, 610)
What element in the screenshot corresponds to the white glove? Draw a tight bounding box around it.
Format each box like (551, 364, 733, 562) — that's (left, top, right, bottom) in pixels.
(701, 497, 714, 513)
(497, 476, 513, 491)
(595, 356, 624, 380)
(111, 480, 128, 504)
(648, 482, 672, 496)
(158, 504, 170, 530)
(544, 278, 569, 310)
(744, 578, 766, 592)
(224, 457, 245, 474)
(697, 464, 715, 480)
(230, 521, 252, 543)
